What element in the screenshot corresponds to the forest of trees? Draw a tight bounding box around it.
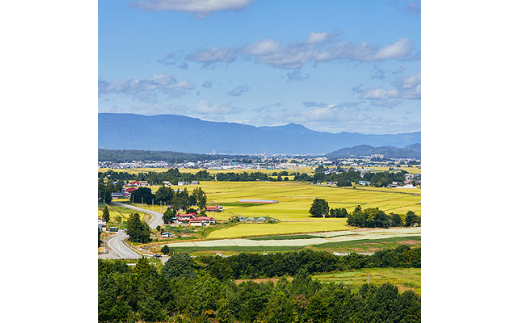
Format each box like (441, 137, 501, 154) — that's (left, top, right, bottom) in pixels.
(99, 246, 421, 322)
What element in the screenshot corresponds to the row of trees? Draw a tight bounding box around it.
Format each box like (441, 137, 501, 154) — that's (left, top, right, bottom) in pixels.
(200, 246, 420, 280)
(99, 168, 278, 184)
(99, 252, 421, 322)
(308, 199, 348, 218)
(308, 199, 420, 227)
(130, 186, 207, 212)
(347, 205, 420, 228)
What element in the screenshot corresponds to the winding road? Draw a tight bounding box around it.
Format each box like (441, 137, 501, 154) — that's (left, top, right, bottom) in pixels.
(99, 203, 164, 260)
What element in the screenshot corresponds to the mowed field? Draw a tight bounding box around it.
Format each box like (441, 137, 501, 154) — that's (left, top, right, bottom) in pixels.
(138, 181, 421, 239)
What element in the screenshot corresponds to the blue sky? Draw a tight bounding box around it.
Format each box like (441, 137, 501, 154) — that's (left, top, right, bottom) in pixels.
(98, 0, 421, 134)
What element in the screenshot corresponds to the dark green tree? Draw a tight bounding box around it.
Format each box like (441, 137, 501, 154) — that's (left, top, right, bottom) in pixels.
(126, 213, 151, 243)
(309, 198, 329, 218)
(102, 206, 110, 223)
(161, 252, 197, 280)
(131, 187, 154, 205)
(162, 208, 174, 224)
(390, 213, 403, 227)
(405, 211, 420, 227)
(161, 245, 170, 255)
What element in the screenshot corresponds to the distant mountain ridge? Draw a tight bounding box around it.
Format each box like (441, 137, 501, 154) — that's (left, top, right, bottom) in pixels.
(327, 144, 421, 158)
(98, 113, 420, 154)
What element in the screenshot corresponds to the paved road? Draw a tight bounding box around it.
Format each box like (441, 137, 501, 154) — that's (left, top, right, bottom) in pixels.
(99, 203, 165, 259)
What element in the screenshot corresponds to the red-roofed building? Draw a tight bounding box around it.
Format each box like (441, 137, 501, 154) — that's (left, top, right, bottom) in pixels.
(206, 205, 223, 212)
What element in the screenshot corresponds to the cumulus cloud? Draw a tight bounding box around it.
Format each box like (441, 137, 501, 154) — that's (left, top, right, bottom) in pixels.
(98, 74, 195, 102)
(132, 0, 256, 18)
(227, 84, 249, 96)
(184, 32, 416, 69)
(186, 46, 238, 68)
(355, 70, 421, 102)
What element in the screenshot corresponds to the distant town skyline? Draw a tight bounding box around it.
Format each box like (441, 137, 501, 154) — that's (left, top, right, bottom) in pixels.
(99, 0, 421, 134)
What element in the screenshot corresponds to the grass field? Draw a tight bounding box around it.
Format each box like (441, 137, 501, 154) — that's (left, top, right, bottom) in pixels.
(313, 268, 421, 294)
(161, 236, 420, 256)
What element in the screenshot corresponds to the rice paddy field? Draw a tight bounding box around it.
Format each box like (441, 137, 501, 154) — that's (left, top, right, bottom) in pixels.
(98, 202, 148, 222)
(121, 180, 420, 238)
(102, 164, 421, 238)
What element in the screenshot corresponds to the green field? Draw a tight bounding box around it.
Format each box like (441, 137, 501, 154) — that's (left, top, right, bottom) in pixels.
(160, 236, 421, 256)
(313, 268, 421, 294)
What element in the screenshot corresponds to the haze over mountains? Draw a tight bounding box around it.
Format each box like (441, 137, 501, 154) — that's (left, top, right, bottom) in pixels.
(99, 113, 421, 155)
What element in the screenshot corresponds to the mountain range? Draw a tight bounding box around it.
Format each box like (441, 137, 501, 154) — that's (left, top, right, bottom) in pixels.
(327, 144, 421, 159)
(98, 113, 421, 155)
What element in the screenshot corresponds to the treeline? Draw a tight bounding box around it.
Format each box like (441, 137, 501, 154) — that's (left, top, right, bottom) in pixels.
(130, 186, 207, 213)
(200, 246, 420, 280)
(295, 168, 409, 187)
(347, 205, 421, 228)
(98, 149, 250, 163)
(99, 168, 275, 184)
(99, 250, 421, 322)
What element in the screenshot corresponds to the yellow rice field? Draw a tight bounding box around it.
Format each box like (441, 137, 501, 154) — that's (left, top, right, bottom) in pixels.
(206, 221, 351, 239)
(136, 181, 421, 238)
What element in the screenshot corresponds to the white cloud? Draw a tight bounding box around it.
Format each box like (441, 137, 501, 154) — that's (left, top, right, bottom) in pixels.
(372, 38, 413, 60)
(356, 70, 421, 101)
(242, 102, 418, 134)
(305, 32, 328, 44)
(186, 46, 238, 67)
(192, 100, 240, 116)
(243, 39, 282, 56)
(360, 88, 400, 100)
(184, 33, 416, 69)
(98, 74, 195, 102)
(133, 0, 255, 18)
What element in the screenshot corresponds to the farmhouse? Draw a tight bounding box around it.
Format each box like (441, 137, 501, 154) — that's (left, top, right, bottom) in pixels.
(188, 216, 216, 226)
(239, 199, 279, 204)
(206, 205, 223, 212)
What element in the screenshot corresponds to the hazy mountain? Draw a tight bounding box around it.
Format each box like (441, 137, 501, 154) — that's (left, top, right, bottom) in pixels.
(98, 113, 421, 154)
(327, 144, 421, 159)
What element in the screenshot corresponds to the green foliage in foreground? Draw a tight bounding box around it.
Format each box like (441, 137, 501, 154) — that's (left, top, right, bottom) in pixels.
(98, 256, 420, 323)
(200, 246, 420, 280)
